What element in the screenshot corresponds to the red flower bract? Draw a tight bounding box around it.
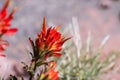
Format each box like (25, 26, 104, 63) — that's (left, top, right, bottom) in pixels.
(0, 0, 18, 36)
(36, 17, 70, 57)
(46, 61, 59, 80)
(0, 0, 18, 53)
(47, 69, 59, 80)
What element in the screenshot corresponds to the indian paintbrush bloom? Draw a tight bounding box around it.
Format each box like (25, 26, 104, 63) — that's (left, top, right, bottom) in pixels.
(0, 0, 18, 54)
(28, 18, 70, 80)
(0, 0, 18, 36)
(29, 18, 70, 59)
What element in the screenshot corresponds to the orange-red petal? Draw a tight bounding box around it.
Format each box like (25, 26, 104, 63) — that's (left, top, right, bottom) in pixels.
(52, 53, 62, 57)
(3, 28, 18, 36)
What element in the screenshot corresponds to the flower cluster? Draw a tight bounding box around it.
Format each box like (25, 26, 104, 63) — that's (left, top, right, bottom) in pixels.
(29, 18, 70, 59)
(0, 0, 18, 55)
(25, 18, 70, 80)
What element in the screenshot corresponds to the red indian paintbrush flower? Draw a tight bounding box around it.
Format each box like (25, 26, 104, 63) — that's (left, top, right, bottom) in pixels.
(0, 0, 18, 54)
(29, 18, 70, 58)
(37, 18, 70, 57)
(0, 0, 18, 36)
(28, 18, 70, 79)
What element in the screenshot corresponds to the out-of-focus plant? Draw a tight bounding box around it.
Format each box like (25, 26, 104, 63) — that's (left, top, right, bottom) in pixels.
(56, 17, 120, 80)
(0, 0, 18, 79)
(0, 0, 18, 56)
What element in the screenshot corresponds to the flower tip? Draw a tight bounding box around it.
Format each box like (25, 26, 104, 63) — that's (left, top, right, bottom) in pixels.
(55, 25, 61, 31)
(10, 7, 18, 15)
(43, 17, 46, 25)
(43, 17, 46, 21)
(3, 0, 10, 9)
(42, 17, 47, 31)
(29, 37, 32, 42)
(63, 37, 71, 43)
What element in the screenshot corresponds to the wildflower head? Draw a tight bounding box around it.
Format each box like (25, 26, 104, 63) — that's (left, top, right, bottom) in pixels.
(0, 0, 18, 37)
(28, 18, 70, 80)
(0, 0, 18, 54)
(33, 18, 70, 58)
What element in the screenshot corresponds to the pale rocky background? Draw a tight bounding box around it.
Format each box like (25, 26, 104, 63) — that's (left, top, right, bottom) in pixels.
(0, 0, 120, 79)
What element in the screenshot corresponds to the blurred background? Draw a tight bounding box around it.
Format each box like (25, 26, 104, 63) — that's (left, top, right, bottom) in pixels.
(1, 0, 120, 79)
